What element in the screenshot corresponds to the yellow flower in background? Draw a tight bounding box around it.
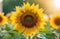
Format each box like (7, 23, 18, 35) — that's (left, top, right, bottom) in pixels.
(11, 2, 45, 36)
(0, 13, 7, 24)
(50, 14, 60, 29)
(6, 13, 12, 23)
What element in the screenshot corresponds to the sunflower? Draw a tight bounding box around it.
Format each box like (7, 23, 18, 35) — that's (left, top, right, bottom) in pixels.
(11, 2, 45, 36)
(50, 14, 60, 29)
(6, 13, 12, 23)
(0, 13, 7, 24)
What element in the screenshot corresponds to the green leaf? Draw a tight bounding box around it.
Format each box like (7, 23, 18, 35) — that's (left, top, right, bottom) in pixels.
(2, 34, 15, 39)
(8, 30, 18, 34)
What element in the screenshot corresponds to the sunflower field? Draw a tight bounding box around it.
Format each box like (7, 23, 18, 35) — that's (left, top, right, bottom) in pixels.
(0, 0, 60, 39)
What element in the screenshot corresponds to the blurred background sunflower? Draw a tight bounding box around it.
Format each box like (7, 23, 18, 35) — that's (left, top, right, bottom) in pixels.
(6, 13, 12, 23)
(50, 14, 60, 29)
(0, 13, 7, 24)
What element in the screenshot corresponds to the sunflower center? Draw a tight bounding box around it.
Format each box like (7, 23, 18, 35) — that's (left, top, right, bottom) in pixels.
(0, 16, 3, 22)
(20, 12, 37, 28)
(25, 16, 32, 22)
(54, 17, 60, 25)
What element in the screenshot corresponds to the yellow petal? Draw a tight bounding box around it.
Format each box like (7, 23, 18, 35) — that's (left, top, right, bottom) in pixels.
(38, 8, 44, 13)
(23, 2, 30, 10)
(15, 6, 21, 12)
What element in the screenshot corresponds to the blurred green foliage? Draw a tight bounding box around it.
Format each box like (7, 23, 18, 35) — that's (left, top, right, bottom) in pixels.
(3, 0, 24, 14)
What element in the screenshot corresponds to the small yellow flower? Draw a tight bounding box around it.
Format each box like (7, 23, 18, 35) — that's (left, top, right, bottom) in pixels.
(0, 13, 7, 24)
(50, 14, 60, 29)
(11, 2, 45, 36)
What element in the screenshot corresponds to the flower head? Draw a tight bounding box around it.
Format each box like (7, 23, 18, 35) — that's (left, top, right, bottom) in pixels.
(11, 2, 45, 36)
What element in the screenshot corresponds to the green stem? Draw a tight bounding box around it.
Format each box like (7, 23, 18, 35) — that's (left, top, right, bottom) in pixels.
(29, 36, 30, 39)
(56, 33, 60, 39)
(26, 36, 31, 39)
(58, 33, 60, 39)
